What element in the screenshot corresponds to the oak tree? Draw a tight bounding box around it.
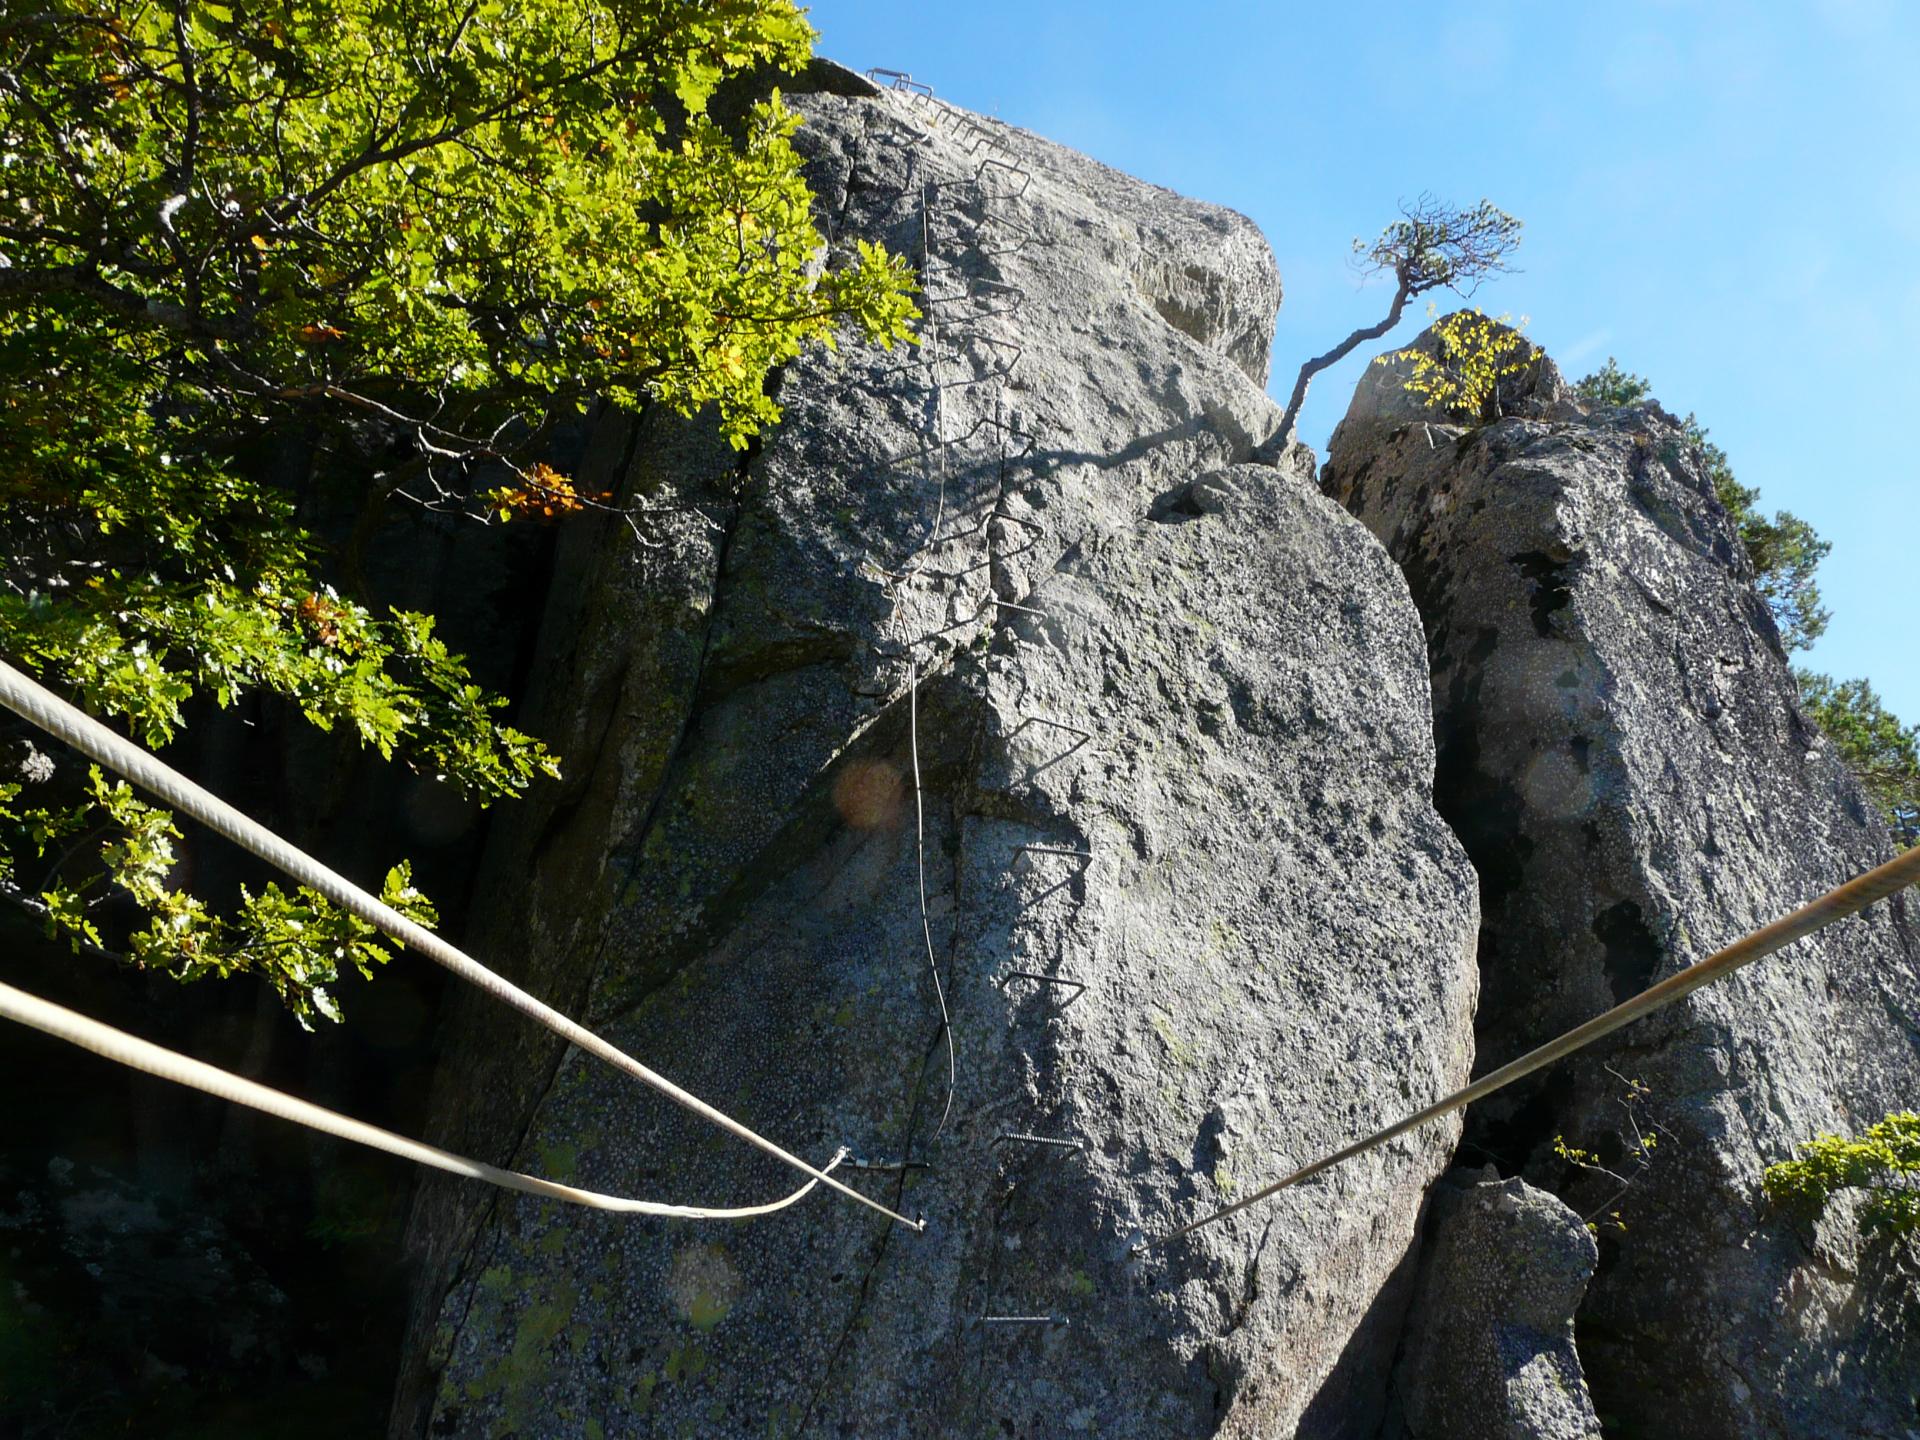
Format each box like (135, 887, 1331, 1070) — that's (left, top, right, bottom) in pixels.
(0, 0, 917, 1022)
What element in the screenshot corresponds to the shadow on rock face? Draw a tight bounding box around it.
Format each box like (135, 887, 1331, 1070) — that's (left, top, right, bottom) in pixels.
(1325, 346, 1920, 1440)
(394, 69, 1483, 1439)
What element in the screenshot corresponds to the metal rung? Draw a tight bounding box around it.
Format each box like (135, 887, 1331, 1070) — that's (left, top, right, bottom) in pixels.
(872, 593, 1050, 659)
(954, 127, 1013, 164)
(974, 158, 1032, 200)
(876, 501, 1046, 579)
(866, 67, 935, 97)
(877, 341, 964, 380)
(943, 332, 1023, 384)
(979, 1314, 1070, 1328)
(846, 1154, 934, 1173)
(1018, 713, 1091, 740)
(911, 332, 978, 371)
(976, 221, 1039, 259)
(870, 113, 929, 148)
(993, 1131, 1083, 1153)
(988, 513, 1046, 540)
(1001, 971, 1087, 1008)
(922, 279, 1029, 319)
(887, 413, 1036, 469)
(1013, 843, 1090, 861)
(969, 279, 1027, 315)
(914, 490, 1042, 551)
(983, 514, 1046, 566)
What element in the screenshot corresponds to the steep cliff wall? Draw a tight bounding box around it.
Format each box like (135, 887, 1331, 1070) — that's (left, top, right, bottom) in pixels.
(1325, 334, 1920, 1439)
(395, 66, 1480, 1438)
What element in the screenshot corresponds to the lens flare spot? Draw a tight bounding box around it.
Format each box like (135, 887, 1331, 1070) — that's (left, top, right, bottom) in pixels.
(832, 759, 905, 830)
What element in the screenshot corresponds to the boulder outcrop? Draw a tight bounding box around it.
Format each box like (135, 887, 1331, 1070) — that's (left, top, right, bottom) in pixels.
(1386, 1171, 1601, 1440)
(1326, 331, 1920, 1440)
(395, 67, 1481, 1438)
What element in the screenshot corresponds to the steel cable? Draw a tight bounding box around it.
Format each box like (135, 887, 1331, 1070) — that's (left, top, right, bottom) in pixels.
(0, 980, 847, 1219)
(1141, 842, 1920, 1250)
(908, 657, 958, 1136)
(0, 659, 923, 1233)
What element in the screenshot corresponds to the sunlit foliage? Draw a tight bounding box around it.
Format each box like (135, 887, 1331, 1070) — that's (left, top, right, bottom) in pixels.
(0, 0, 916, 1019)
(1794, 672, 1920, 837)
(1764, 1111, 1920, 1239)
(1381, 307, 1537, 425)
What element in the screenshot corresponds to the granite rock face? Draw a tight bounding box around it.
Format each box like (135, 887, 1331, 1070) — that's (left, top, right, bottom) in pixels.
(1387, 1172, 1601, 1440)
(1325, 334, 1920, 1440)
(394, 68, 1480, 1438)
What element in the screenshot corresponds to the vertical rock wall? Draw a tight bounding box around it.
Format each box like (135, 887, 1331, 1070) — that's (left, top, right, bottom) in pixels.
(394, 67, 1481, 1439)
(1326, 333, 1920, 1440)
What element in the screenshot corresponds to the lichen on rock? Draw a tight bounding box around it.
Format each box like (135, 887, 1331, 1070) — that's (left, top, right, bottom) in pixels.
(1326, 326, 1920, 1440)
(396, 68, 1479, 1440)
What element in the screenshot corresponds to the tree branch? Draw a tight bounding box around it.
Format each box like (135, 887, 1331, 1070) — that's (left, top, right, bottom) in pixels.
(285, 20, 684, 220)
(1276, 271, 1411, 444)
(0, 880, 127, 966)
(0, 264, 246, 340)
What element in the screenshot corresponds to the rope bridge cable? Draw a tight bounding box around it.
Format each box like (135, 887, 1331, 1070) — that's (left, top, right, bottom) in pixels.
(0, 980, 850, 1219)
(1140, 841, 1920, 1252)
(0, 658, 923, 1234)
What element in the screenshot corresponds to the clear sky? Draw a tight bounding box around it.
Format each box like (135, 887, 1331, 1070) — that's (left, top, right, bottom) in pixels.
(806, 0, 1918, 725)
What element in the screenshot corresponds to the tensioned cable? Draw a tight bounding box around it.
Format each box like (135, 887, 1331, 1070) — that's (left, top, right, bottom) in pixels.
(1140, 841, 1920, 1251)
(0, 658, 923, 1233)
(0, 980, 847, 1219)
(908, 657, 958, 1136)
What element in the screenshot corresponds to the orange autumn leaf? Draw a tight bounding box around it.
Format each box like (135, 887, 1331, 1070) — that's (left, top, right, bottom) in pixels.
(484, 462, 591, 521)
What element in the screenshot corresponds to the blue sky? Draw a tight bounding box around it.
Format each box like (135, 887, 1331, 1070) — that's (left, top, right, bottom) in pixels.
(806, 0, 1918, 725)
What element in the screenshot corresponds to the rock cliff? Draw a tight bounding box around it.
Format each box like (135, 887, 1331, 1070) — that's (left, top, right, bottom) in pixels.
(387, 72, 1920, 1440)
(395, 65, 1481, 1438)
(1325, 333, 1920, 1439)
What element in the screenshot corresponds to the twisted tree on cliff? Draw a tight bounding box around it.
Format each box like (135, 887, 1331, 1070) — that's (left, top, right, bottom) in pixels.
(1277, 195, 1522, 443)
(0, 0, 916, 1023)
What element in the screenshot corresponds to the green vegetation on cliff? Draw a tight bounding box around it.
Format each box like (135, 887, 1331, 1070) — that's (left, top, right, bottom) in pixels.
(1575, 360, 1916, 839)
(1764, 1111, 1920, 1238)
(0, 0, 915, 1020)
(1793, 673, 1920, 838)
(1278, 195, 1523, 441)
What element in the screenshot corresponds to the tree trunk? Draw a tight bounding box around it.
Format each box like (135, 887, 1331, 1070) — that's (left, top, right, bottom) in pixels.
(1276, 279, 1413, 445)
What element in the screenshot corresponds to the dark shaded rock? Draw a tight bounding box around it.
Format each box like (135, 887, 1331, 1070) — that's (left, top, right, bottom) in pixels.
(1387, 1171, 1601, 1440)
(1325, 340, 1920, 1440)
(0, 1156, 327, 1436)
(394, 78, 1478, 1439)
